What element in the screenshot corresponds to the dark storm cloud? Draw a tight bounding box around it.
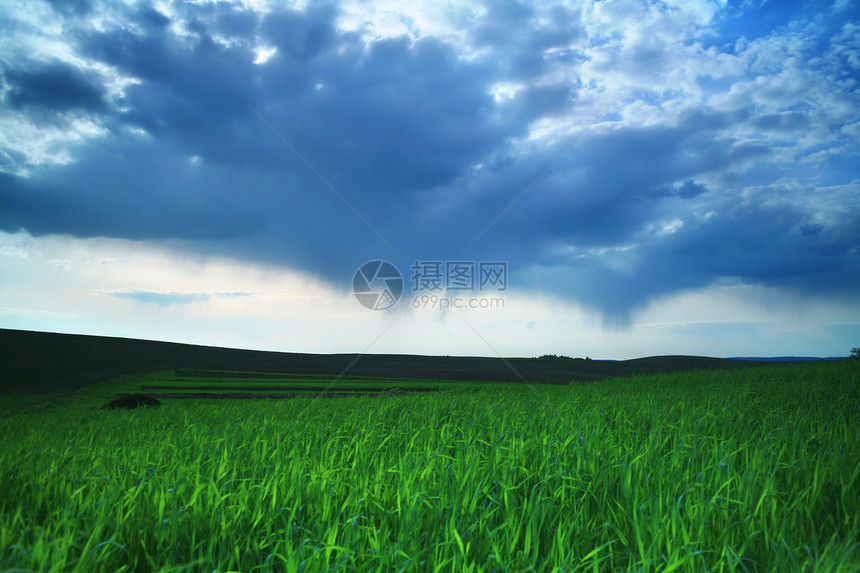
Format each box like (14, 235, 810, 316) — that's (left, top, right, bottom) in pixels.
(512, 192, 860, 327)
(255, 33, 508, 191)
(3, 60, 106, 113)
(81, 5, 260, 123)
(670, 202, 860, 285)
(751, 112, 811, 134)
(45, 0, 92, 17)
(1, 0, 858, 326)
(261, 3, 338, 62)
(458, 108, 767, 250)
(214, 6, 258, 38)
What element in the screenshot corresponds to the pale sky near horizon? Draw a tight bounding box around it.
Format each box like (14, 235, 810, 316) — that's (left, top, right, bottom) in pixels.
(1, 0, 858, 359)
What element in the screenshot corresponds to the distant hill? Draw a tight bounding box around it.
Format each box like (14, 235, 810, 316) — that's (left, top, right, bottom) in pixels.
(731, 356, 845, 362)
(1, 328, 791, 395)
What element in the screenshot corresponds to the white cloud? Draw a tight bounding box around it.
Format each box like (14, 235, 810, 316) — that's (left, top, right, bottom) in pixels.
(0, 114, 108, 174)
(49, 259, 71, 269)
(832, 0, 855, 14)
(337, 0, 484, 46)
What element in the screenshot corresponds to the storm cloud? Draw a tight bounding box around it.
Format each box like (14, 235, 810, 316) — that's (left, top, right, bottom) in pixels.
(1, 0, 858, 327)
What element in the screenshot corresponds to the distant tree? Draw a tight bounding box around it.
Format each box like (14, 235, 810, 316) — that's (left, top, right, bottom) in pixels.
(851, 346, 860, 359)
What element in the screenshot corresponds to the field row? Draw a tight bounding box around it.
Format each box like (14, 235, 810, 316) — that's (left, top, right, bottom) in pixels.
(136, 369, 501, 393)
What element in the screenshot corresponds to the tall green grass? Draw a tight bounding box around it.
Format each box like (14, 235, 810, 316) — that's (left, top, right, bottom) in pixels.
(1, 361, 857, 572)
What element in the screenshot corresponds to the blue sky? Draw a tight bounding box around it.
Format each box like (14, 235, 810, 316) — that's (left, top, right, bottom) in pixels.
(0, 0, 858, 359)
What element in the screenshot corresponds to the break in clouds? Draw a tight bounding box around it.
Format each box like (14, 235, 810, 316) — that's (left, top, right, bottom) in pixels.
(0, 0, 858, 326)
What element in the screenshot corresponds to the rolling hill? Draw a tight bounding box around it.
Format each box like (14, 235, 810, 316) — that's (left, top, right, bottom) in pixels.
(0, 328, 796, 396)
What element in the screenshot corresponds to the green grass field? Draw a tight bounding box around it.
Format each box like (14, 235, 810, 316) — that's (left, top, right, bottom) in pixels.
(1, 361, 857, 572)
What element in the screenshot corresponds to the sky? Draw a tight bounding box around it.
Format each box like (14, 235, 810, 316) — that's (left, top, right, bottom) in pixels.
(0, 0, 858, 360)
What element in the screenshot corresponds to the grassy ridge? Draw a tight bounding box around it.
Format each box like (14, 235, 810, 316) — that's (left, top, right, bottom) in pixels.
(1, 361, 857, 572)
(1, 328, 778, 395)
